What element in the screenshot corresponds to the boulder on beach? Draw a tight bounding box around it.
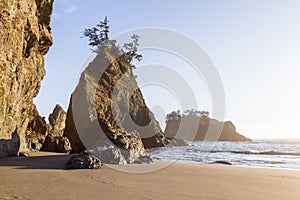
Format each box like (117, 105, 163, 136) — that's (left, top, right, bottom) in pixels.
(91, 144, 154, 165)
(64, 151, 102, 169)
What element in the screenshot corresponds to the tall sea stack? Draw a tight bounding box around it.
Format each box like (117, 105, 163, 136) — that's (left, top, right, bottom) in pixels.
(64, 49, 168, 153)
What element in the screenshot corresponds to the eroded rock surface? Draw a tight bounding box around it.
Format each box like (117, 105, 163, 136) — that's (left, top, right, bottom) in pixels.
(48, 104, 67, 137)
(42, 135, 71, 153)
(0, 0, 54, 155)
(41, 105, 71, 153)
(64, 151, 102, 169)
(25, 105, 48, 151)
(0, 132, 20, 157)
(91, 144, 153, 165)
(64, 50, 168, 154)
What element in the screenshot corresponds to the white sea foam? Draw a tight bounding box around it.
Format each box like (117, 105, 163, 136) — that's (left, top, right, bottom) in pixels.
(149, 140, 300, 169)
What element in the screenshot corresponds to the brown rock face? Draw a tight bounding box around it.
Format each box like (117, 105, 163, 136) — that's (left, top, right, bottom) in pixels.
(42, 135, 71, 153)
(0, 0, 54, 154)
(25, 105, 48, 151)
(0, 132, 20, 157)
(48, 104, 67, 137)
(165, 116, 251, 142)
(64, 51, 167, 153)
(41, 104, 71, 153)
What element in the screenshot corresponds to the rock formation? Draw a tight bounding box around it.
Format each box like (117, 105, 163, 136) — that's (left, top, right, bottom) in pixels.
(0, 131, 20, 157)
(64, 144, 153, 169)
(41, 105, 71, 153)
(63, 49, 168, 154)
(25, 105, 48, 151)
(167, 137, 188, 147)
(64, 151, 102, 169)
(48, 104, 67, 137)
(91, 144, 153, 165)
(0, 0, 54, 156)
(165, 116, 251, 142)
(42, 135, 71, 153)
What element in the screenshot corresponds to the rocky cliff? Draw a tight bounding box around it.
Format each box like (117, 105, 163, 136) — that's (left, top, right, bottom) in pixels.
(0, 0, 54, 155)
(165, 116, 251, 142)
(64, 50, 168, 153)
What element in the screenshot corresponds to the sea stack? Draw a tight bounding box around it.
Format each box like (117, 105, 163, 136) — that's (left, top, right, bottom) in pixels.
(165, 113, 251, 142)
(63, 49, 168, 154)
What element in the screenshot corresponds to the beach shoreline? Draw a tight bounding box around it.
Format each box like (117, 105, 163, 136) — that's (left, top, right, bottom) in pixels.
(1, 152, 300, 200)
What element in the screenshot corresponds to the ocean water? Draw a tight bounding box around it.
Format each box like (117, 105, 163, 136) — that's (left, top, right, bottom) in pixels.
(149, 140, 300, 170)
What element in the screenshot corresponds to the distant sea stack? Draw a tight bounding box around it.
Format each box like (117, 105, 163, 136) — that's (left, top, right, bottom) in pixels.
(63, 50, 168, 153)
(0, 0, 54, 156)
(164, 111, 251, 142)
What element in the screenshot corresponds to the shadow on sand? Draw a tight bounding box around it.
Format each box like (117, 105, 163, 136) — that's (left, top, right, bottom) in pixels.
(0, 153, 72, 170)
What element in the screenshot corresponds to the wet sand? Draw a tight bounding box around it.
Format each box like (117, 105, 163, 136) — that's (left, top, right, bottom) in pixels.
(1, 152, 300, 200)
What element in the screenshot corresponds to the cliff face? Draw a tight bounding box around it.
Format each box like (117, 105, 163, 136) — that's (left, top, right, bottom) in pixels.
(64, 51, 168, 153)
(165, 116, 251, 142)
(0, 0, 54, 154)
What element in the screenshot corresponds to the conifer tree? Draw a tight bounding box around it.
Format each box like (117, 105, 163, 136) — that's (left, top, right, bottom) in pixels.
(82, 16, 142, 67)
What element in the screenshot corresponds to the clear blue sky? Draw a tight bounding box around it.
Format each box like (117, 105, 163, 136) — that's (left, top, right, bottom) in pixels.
(34, 0, 300, 139)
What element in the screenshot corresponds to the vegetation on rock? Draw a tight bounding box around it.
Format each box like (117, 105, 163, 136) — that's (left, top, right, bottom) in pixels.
(165, 109, 251, 142)
(82, 16, 142, 68)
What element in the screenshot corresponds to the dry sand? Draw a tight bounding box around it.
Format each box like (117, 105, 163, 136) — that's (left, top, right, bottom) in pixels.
(1, 152, 300, 200)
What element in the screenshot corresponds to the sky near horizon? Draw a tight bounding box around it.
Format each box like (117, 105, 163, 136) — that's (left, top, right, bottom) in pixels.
(34, 0, 300, 139)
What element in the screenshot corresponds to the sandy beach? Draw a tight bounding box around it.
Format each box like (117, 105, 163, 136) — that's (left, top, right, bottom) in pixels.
(0, 152, 300, 200)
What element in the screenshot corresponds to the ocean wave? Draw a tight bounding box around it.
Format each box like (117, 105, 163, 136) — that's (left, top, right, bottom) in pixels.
(208, 150, 300, 156)
(151, 141, 300, 169)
